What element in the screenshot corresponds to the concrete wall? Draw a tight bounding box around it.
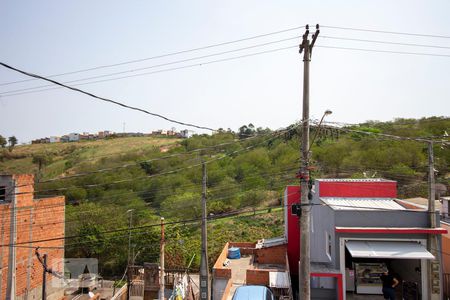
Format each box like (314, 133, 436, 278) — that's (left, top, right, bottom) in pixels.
(311, 204, 335, 264)
(284, 186, 300, 275)
(334, 210, 429, 227)
(0, 175, 65, 300)
(316, 179, 397, 198)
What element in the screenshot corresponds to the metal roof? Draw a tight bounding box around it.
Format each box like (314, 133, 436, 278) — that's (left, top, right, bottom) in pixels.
(256, 236, 286, 249)
(269, 271, 290, 288)
(321, 198, 406, 211)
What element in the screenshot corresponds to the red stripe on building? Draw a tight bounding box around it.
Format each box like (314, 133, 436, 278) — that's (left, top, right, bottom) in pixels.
(335, 227, 448, 234)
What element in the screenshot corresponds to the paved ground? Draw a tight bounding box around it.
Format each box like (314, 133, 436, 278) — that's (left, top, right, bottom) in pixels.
(226, 255, 253, 300)
(346, 293, 384, 299)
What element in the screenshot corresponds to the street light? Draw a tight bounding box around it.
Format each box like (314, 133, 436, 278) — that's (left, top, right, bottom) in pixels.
(309, 109, 332, 151)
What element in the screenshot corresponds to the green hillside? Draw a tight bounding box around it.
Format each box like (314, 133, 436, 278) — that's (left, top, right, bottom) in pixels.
(0, 117, 449, 276)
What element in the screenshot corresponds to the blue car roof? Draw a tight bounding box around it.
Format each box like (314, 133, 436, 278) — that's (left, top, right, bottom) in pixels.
(232, 286, 272, 300)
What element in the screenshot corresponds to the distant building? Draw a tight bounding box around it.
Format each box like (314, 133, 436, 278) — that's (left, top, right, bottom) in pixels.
(98, 131, 112, 139)
(60, 135, 70, 142)
(179, 129, 192, 139)
(49, 136, 60, 143)
(68, 133, 80, 142)
(0, 174, 65, 299)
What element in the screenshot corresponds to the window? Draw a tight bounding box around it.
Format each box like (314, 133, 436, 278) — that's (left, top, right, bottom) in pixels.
(325, 231, 332, 260)
(0, 186, 5, 201)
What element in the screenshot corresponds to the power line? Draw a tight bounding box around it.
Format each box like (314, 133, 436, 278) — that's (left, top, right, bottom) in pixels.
(0, 25, 304, 87)
(321, 35, 450, 49)
(0, 202, 290, 247)
(321, 25, 450, 39)
(314, 120, 446, 143)
(37, 125, 293, 183)
(0, 36, 300, 95)
(8, 169, 300, 232)
(316, 45, 450, 58)
(0, 45, 298, 98)
(6, 124, 300, 196)
(0, 61, 215, 131)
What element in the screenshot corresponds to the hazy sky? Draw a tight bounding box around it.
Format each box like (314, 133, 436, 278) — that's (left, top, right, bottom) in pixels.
(1, 1, 449, 143)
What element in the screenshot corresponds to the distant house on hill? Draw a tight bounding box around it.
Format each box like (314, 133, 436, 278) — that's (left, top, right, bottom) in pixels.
(49, 136, 60, 143)
(68, 133, 80, 142)
(179, 129, 192, 138)
(60, 135, 70, 142)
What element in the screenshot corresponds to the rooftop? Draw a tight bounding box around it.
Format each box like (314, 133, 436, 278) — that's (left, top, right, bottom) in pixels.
(321, 198, 407, 211)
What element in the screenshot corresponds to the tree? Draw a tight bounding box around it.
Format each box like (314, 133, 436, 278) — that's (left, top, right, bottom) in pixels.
(238, 123, 256, 139)
(8, 136, 17, 152)
(32, 153, 53, 180)
(0, 135, 6, 148)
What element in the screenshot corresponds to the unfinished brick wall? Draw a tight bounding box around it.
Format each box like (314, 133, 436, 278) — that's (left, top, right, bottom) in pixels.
(255, 244, 287, 265)
(0, 174, 65, 299)
(213, 242, 231, 279)
(229, 242, 255, 256)
(246, 269, 269, 286)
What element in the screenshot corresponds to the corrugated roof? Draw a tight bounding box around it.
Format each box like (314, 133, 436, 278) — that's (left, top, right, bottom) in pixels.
(256, 236, 286, 249)
(321, 198, 406, 211)
(269, 271, 290, 288)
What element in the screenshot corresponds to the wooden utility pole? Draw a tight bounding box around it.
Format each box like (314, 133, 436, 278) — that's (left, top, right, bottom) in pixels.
(427, 141, 441, 299)
(200, 162, 210, 300)
(127, 209, 134, 300)
(298, 24, 319, 300)
(160, 217, 165, 300)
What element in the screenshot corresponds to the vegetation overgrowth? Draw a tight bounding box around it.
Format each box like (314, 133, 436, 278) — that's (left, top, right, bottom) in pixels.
(0, 117, 448, 277)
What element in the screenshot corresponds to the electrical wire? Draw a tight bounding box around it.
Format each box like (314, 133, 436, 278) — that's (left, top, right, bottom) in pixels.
(321, 25, 450, 39)
(0, 25, 304, 87)
(316, 45, 450, 58)
(321, 35, 450, 49)
(0, 36, 301, 95)
(8, 123, 299, 196)
(0, 45, 298, 98)
(0, 61, 215, 131)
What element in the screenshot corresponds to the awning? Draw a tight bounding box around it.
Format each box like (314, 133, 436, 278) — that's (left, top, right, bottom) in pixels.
(269, 271, 290, 288)
(345, 240, 435, 259)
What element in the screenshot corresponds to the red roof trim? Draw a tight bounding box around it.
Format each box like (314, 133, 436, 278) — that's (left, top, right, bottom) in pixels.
(335, 227, 447, 234)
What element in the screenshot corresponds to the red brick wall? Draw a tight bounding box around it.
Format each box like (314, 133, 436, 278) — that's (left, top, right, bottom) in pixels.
(246, 269, 269, 286)
(0, 174, 65, 299)
(229, 242, 256, 256)
(213, 242, 231, 279)
(255, 244, 286, 265)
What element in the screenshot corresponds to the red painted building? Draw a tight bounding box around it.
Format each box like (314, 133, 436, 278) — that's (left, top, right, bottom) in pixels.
(284, 178, 446, 300)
